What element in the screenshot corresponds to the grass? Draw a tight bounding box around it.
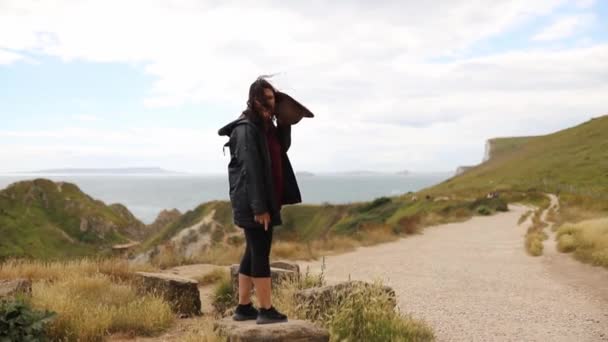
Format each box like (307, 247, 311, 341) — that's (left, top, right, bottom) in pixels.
(194, 268, 230, 286)
(181, 317, 227, 342)
(556, 218, 608, 268)
(0, 256, 155, 282)
(524, 207, 550, 256)
(0, 257, 178, 341)
(31, 273, 174, 341)
(211, 272, 235, 317)
(518, 210, 533, 225)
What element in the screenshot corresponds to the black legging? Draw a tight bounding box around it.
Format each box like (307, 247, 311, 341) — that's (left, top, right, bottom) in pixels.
(239, 225, 274, 278)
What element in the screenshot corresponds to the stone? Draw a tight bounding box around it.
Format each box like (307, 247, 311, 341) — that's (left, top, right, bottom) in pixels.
(0, 278, 32, 299)
(214, 317, 329, 342)
(269, 261, 300, 274)
(230, 264, 299, 296)
(134, 272, 201, 317)
(294, 280, 397, 321)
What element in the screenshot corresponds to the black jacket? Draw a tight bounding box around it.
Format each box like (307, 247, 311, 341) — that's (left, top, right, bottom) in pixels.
(218, 113, 302, 229)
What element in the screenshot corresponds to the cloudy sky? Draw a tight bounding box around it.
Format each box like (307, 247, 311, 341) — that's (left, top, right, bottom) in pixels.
(1, 0, 606, 174)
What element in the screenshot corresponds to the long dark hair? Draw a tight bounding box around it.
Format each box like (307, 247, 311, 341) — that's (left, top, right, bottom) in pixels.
(242, 75, 278, 128)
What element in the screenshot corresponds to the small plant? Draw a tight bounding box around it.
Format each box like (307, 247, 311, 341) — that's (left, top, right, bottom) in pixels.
(476, 206, 491, 216)
(0, 298, 56, 341)
(211, 276, 235, 316)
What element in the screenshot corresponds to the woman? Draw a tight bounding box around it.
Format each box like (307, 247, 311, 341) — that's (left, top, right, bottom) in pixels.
(217, 76, 302, 324)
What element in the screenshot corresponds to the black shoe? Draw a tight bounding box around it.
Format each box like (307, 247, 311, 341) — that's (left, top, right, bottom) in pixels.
(256, 306, 288, 325)
(232, 302, 259, 321)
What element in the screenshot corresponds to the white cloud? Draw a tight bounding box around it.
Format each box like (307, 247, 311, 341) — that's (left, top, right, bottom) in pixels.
(72, 114, 100, 122)
(0, 0, 606, 173)
(0, 49, 24, 64)
(532, 14, 594, 41)
(574, 0, 596, 9)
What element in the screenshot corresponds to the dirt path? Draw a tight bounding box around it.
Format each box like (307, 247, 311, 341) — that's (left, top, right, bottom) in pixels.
(298, 200, 608, 341)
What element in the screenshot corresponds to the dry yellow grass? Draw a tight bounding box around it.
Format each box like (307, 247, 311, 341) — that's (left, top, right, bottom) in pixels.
(181, 316, 226, 342)
(525, 208, 549, 256)
(31, 273, 174, 341)
(556, 218, 608, 268)
(193, 268, 230, 286)
(0, 257, 156, 282)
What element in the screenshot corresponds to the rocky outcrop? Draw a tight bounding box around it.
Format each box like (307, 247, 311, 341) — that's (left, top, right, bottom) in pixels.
(145, 208, 182, 238)
(0, 279, 32, 299)
(0, 178, 147, 259)
(108, 203, 147, 239)
(214, 318, 329, 342)
(294, 281, 396, 321)
(134, 272, 201, 317)
(455, 165, 475, 176)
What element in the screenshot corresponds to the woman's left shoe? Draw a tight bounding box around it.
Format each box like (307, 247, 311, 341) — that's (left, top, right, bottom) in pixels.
(232, 302, 259, 321)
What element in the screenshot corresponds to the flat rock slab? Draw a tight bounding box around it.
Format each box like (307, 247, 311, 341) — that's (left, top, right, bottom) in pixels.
(134, 272, 201, 317)
(0, 278, 32, 299)
(214, 317, 329, 342)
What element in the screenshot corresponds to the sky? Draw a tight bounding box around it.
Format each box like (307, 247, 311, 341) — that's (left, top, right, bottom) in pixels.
(1, 0, 607, 174)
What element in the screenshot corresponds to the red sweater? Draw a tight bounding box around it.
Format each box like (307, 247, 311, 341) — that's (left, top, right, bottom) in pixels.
(265, 121, 283, 210)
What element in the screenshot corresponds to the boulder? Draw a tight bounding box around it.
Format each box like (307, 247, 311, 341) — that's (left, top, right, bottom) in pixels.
(0, 278, 32, 299)
(294, 281, 397, 321)
(134, 272, 201, 317)
(230, 263, 299, 295)
(214, 317, 329, 342)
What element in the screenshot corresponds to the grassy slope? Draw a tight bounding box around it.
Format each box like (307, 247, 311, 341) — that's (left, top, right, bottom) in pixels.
(0, 178, 144, 260)
(427, 115, 608, 201)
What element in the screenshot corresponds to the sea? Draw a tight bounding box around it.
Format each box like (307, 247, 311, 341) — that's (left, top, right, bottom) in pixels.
(0, 173, 452, 224)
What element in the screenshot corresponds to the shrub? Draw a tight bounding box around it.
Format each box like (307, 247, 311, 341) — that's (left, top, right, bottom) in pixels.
(358, 197, 392, 213)
(476, 206, 491, 216)
(556, 218, 608, 268)
(0, 298, 55, 341)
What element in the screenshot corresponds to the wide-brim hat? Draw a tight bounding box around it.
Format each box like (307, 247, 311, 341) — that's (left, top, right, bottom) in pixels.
(275, 91, 314, 125)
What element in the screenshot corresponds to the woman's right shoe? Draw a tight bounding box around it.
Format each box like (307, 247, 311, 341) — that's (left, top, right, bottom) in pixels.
(256, 306, 288, 324)
(232, 303, 259, 321)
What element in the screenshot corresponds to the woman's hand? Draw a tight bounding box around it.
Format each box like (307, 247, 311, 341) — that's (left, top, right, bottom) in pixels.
(254, 212, 271, 231)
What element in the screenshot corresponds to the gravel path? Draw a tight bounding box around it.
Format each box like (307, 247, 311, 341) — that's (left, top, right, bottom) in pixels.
(298, 201, 608, 341)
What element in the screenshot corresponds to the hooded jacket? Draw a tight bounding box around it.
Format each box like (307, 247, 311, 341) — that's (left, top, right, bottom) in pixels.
(218, 113, 302, 229)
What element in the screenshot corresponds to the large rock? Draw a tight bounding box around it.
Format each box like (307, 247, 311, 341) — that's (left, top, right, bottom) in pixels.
(134, 272, 201, 317)
(0, 278, 32, 299)
(214, 317, 329, 342)
(230, 262, 299, 295)
(269, 261, 300, 274)
(294, 281, 397, 321)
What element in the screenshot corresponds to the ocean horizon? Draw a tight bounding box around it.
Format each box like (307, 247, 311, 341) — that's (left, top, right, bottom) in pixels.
(0, 172, 452, 224)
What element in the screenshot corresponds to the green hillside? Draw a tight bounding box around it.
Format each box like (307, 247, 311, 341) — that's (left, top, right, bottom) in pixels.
(430, 115, 608, 197)
(0, 178, 146, 260)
